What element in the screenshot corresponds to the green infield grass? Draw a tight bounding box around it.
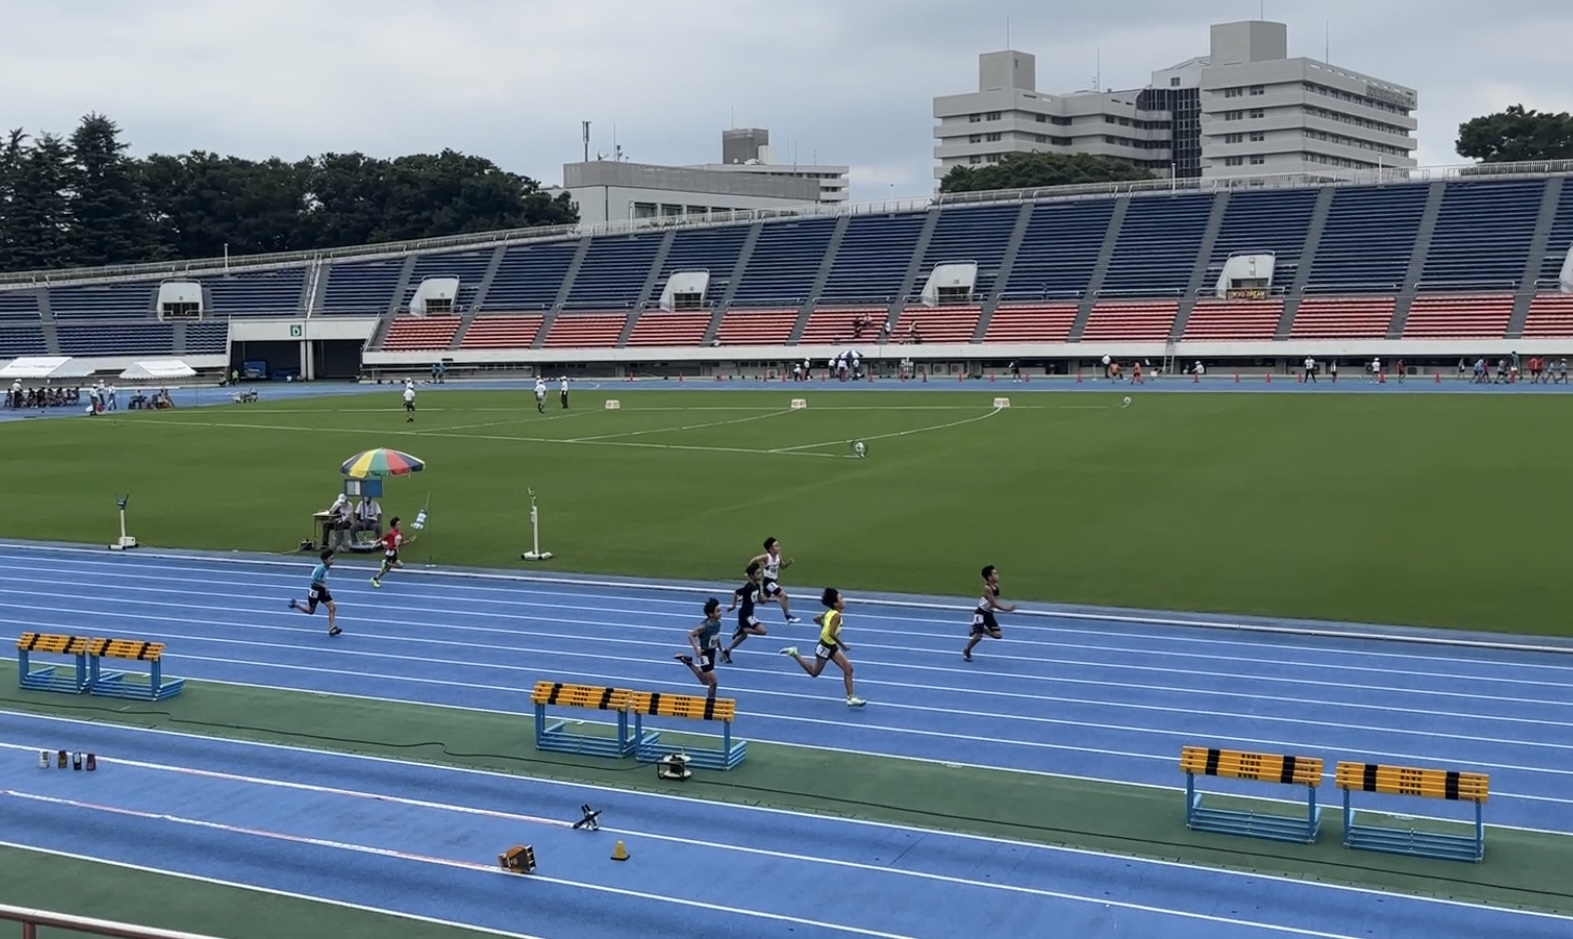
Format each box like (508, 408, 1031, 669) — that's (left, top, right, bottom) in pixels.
(1, 387, 1567, 634)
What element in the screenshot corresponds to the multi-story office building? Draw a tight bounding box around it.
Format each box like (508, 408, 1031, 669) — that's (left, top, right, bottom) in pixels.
(933, 19, 1417, 184)
(550, 129, 849, 227)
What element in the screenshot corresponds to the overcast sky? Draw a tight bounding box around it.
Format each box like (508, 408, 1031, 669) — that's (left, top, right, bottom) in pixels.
(0, 0, 1567, 203)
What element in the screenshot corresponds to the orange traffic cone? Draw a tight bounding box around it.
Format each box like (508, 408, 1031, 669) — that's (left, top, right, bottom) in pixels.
(611, 840, 629, 861)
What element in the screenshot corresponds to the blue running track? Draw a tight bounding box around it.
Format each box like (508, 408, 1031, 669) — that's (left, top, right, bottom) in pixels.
(0, 541, 1570, 937)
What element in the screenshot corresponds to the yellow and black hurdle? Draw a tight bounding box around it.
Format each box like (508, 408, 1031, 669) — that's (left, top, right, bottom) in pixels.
(626, 690, 745, 771)
(1180, 745, 1324, 844)
(1334, 761, 1489, 862)
(530, 681, 638, 758)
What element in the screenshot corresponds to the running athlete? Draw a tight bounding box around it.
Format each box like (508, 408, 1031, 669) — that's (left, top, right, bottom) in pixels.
(370, 517, 416, 589)
(963, 564, 1016, 661)
(779, 587, 864, 707)
(674, 598, 724, 698)
(750, 537, 801, 624)
(720, 562, 768, 663)
(288, 548, 342, 636)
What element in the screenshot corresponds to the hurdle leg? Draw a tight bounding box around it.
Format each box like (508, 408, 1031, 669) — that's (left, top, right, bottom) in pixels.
(1474, 801, 1484, 860)
(1184, 772, 1196, 826)
(1341, 788, 1354, 847)
(1306, 784, 1318, 841)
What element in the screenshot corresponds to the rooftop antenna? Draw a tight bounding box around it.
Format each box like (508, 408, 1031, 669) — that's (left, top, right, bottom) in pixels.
(581, 120, 590, 163)
(1094, 47, 1101, 93)
(1005, 16, 1011, 49)
(1325, 20, 1330, 61)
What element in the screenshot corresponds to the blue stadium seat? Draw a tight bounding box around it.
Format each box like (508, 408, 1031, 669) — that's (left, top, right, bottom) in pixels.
(818, 213, 927, 305)
(57, 324, 174, 356)
(916, 205, 1018, 300)
(1538, 182, 1573, 288)
(1099, 194, 1214, 297)
(1000, 200, 1116, 300)
(186, 322, 229, 354)
(563, 234, 663, 309)
(1305, 184, 1429, 292)
(1421, 180, 1546, 289)
(49, 283, 156, 319)
(0, 290, 39, 321)
(319, 260, 402, 315)
(207, 269, 306, 317)
(653, 226, 749, 301)
(482, 242, 578, 311)
(407, 250, 491, 311)
(1208, 189, 1318, 280)
(0, 326, 47, 357)
(730, 218, 835, 308)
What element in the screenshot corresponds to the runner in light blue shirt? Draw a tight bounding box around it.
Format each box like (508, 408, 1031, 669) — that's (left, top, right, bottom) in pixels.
(288, 548, 341, 636)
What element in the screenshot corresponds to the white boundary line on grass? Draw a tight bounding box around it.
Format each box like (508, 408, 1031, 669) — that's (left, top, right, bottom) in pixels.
(0, 716, 1567, 930)
(4, 539, 1565, 657)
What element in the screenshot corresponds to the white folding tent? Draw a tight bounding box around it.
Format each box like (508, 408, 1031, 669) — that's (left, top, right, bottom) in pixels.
(118, 359, 197, 381)
(0, 356, 96, 380)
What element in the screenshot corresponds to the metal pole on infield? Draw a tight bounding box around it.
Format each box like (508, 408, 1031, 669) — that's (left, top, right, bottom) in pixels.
(520, 487, 553, 561)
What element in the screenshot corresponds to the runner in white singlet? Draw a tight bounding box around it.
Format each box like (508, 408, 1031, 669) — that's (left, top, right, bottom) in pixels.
(750, 537, 801, 624)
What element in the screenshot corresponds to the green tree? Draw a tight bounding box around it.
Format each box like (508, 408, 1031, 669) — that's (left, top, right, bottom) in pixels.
(0, 113, 580, 273)
(0, 129, 28, 267)
(7, 132, 77, 270)
(1456, 105, 1573, 163)
(940, 152, 1156, 194)
(69, 112, 162, 266)
(141, 151, 314, 259)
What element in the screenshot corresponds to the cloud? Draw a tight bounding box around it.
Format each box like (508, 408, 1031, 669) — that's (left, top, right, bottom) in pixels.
(0, 0, 1567, 203)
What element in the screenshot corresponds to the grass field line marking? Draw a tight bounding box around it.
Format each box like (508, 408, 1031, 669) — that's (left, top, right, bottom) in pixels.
(5, 719, 1567, 923)
(7, 607, 1570, 794)
(4, 543, 1570, 660)
(769, 405, 1006, 453)
(114, 415, 841, 459)
(0, 754, 1402, 939)
(9, 578, 1570, 727)
(0, 790, 921, 939)
(0, 841, 549, 939)
(562, 407, 794, 443)
(8, 566, 1568, 693)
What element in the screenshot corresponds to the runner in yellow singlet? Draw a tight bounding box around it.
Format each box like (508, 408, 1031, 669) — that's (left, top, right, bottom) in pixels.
(778, 587, 865, 707)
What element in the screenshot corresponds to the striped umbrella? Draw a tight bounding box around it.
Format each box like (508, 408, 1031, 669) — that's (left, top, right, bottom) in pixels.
(340, 448, 425, 479)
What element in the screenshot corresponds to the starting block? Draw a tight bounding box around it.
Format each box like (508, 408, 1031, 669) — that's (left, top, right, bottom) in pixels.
(87, 638, 184, 701)
(530, 681, 637, 758)
(498, 844, 536, 873)
(790, 398, 807, 409)
(604, 399, 621, 410)
(16, 633, 93, 694)
(1335, 761, 1489, 862)
(992, 397, 1011, 408)
(1180, 746, 1323, 844)
(627, 690, 746, 771)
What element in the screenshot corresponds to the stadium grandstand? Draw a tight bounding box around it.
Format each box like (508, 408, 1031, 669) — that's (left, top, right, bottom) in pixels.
(2, 161, 1571, 381)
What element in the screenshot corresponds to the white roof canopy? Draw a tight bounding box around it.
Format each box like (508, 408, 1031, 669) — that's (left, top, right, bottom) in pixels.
(0, 356, 96, 380)
(119, 359, 197, 381)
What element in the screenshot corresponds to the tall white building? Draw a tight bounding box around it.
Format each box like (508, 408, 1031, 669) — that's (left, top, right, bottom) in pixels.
(933, 19, 1417, 184)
